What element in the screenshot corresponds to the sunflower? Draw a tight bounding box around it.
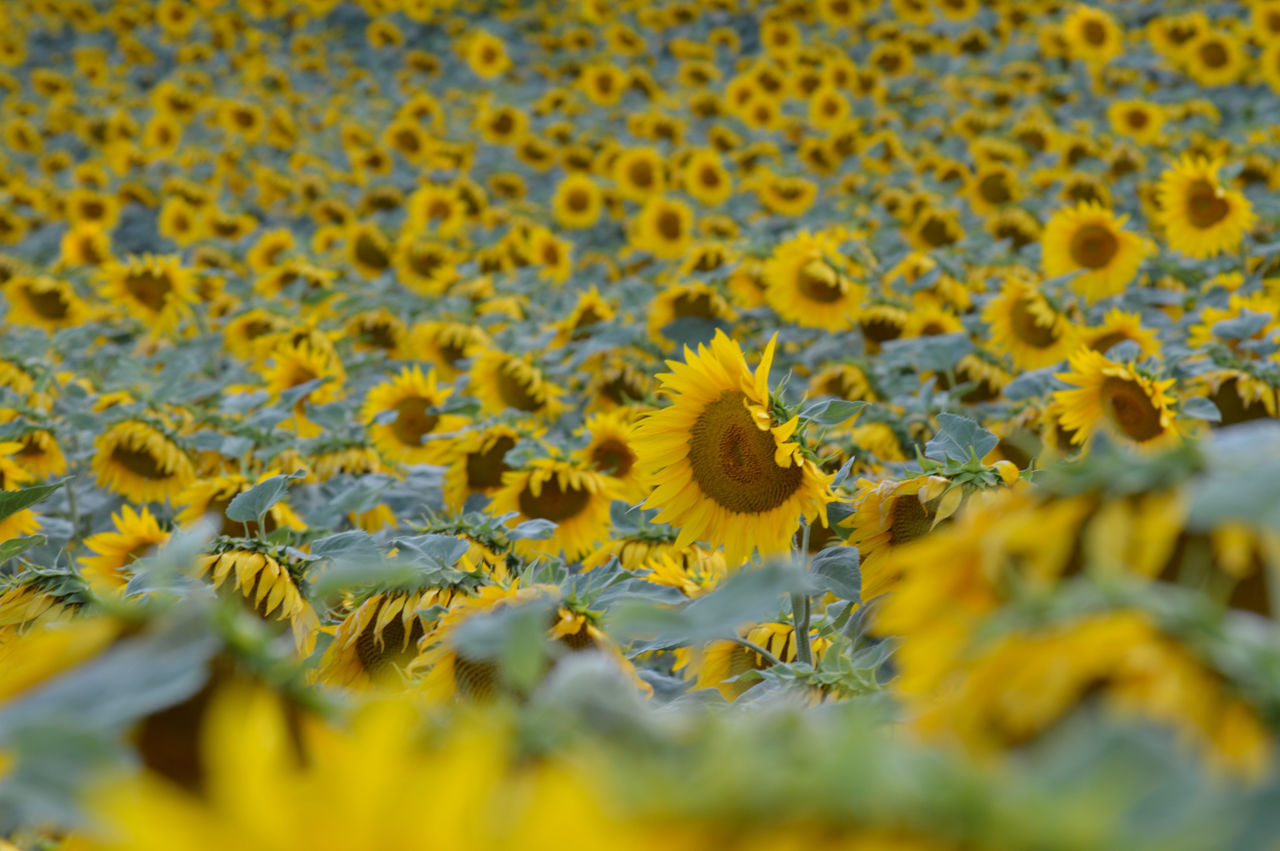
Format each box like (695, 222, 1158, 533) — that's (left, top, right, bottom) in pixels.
(1184, 30, 1245, 87)
(345, 309, 410, 359)
(613, 146, 667, 202)
(59, 223, 112, 267)
(754, 172, 818, 218)
(857, 303, 909, 351)
(809, 363, 874, 403)
(92, 420, 195, 503)
(175, 473, 306, 538)
(1041, 202, 1149, 303)
(907, 207, 964, 251)
(464, 29, 510, 79)
(641, 548, 729, 598)
(1084, 308, 1161, 359)
(681, 149, 733, 207)
(1107, 100, 1165, 146)
(80, 505, 170, 594)
(98, 254, 195, 336)
(262, 340, 347, 437)
(394, 235, 459, 295)
(1055, 348, 1179, 447)
(4, 274, 92, 331)
(761, 229, 867, 332)
(551, 287, 616, 347)
(1062, 3, 1123, 66)
(966, 163, 1021, 215)
(630, 195, 694, 260)
(5, 424, 67, 480)
(1156, 157, 1255, 259)
(577, 410, 647, 504)
(983, 276, 1077, 370)
(488, 458, 616, 560)
(843, 475, 959, 599)
(0, 442, 39, 540)
(468, 349, 564, 419)
(346, 220, 393, 279)
(361, 366, 469, 466)
(633, 332, 832, 567)
(551, 172, 603, 230)
(442, 424, 522, 512)
(411, 320, 490, 381)
(646, 282, 737, 347)
(195, 545, 319, 652)
(675, 622, 831, 700)
(315, 586, 467, 687)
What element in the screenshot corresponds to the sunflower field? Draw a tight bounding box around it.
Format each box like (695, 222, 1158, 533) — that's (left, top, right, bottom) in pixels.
(7, 0, 1280, 848)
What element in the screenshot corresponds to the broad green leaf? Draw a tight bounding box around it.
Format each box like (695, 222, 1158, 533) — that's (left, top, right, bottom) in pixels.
(0, 534, 46, 564)
(925, 413, 998, 463)
(225, 471, 303, 523)
(799, 399, 868, 427)
(810, 545, 861, 604)
(0, 480, 65, 525)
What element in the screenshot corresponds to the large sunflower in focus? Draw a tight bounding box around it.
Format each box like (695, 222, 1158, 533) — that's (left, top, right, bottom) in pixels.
(1156, 157, 1255, 259)
(1055, 349, 1179, 447)
(1042, 203, 1149, 303)
(761, 229, 867, 332)
(633, 331, 832, 567)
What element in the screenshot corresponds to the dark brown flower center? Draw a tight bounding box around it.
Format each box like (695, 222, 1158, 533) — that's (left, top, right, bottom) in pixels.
(1069, 223, 1119, 269)
(518, 475, 591, 522)
(1100, 376, 1164, 442)
(687, 391, 803, 514)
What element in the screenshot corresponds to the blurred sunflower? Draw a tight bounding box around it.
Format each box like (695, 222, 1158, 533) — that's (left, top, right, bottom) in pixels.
(98, 255, 195, 336)
(1156, 157, 1254, 259)
(984, 277, 1077, 370)
(468, 349, 564, 418)
(175, 473, 306, 538)
(5, 275, 92, 332)
(92, 420, 195, 503)
(489, 458, 616, 560)
(761, 229, 867, 332)
(1042, 203, 1149, 303)
(195, 545, 318, 652)
(1055, 349, 1179, 446)
(578, 410, 647, 504)
(442, 424, 521, 512)
(80, 505, 170, 594)
(361, 366, 470, 466)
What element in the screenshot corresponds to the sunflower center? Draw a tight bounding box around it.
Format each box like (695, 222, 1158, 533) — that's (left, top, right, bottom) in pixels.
(688, 391, 804, 514)
(112, 446, 171, 480)
(888, 494, 933, 545)
(918, 215, 957, 248)
(1082, 19, 1108, 45)
(1199, 40, 1228, 68)
(796, 260, 846, 303)
(627, 159, 655, 189)
(355, 604, 425, 676)
(518, 476, 591, 522)
(354, 233, 390, 270)
(496, 363, 543, 412)
(1068, 223, 1119, 269)
(125, 270, 172, 311)
(979, 173, 1012, 204)
(390, 396, 440, 446)
(409, 245, 446, 278)
(1185, 179, 1230, 229)
(655, 209, 684, 242)
(25, 283, 70, 319)
(1099, 376, 1164, 442)
(566, 189, 590, 212)
(466, 435, 516, 490)
(1009, 297, 1059, 348)
(591, 438, 635, 477)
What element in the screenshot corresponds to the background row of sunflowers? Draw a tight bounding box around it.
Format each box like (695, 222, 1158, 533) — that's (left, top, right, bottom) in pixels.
(5, 0, 1280, 848)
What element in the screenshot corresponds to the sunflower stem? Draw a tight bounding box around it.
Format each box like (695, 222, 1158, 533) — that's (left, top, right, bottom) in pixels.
(728, 636, 784, 668)
(793, 520, 814, 667)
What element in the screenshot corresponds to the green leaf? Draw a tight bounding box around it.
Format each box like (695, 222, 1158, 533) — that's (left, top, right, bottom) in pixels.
(0, 480, 65, 525)
(225, 471, 303, 523)
(509, 518, 557, 540)
(0, 534, 46, 564)
(810, 545, 860, 603)
(798, 399, 868, 427)
(609, 560, 809, 645)
(391, 533, 470, 566)
(925, 413, 998, 463)
(1180, 397, 1222, 423)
